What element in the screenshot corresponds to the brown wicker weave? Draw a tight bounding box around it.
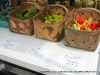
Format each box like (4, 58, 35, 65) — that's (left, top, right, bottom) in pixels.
(65, 8, 100, 51)
(33, 4, 74, 42)
(27, 0, 48, 4)
(20, 2, 48, 11)
(8, 3, 41, 35)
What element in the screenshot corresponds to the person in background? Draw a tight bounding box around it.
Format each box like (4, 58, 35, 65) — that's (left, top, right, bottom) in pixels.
(0, 0, 9, 10)
(11, 0, 26, 7)
(70, 0, 75, 6)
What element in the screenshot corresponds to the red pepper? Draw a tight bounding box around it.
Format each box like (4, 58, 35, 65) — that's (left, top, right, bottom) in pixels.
(96, 22, 100, 29)
(80, 27, 85, 30)
(88, 24, 92, 29)
(95, 27, 99, 30)
(88, 21, 100, 30)
(76, 16, 85, 24)
(91, 24, 96, 30)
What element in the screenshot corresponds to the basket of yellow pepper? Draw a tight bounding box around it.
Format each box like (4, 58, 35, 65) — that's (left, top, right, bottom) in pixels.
(33, 4, 70, 42)
(65, 8, 100, 51)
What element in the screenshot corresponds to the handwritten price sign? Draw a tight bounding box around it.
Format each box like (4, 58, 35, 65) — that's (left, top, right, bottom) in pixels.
(25, 46, 53, 60)
(57, 53, 88, 70)
(0, 39, 21, 50)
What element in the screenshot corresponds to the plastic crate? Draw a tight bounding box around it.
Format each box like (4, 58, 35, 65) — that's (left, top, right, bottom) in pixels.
(0, 7, 16, 28)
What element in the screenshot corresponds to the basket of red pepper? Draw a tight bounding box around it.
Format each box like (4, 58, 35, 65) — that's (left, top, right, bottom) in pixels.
(65, 8, 100, 51)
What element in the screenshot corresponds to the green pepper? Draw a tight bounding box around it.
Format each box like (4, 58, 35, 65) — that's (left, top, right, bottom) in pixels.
(16, 8, 39, 20)
(22, 8, 39, 20)
(16, 9, 28, 19)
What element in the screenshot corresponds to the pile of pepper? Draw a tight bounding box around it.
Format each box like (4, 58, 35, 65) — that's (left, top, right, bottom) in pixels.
(71, 16, 100, 31)
(15, 8, 39, 20)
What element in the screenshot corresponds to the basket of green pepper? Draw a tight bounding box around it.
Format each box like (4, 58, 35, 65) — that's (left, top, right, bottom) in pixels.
(65, 8, 100, 51)
(8, 2, 41, 35)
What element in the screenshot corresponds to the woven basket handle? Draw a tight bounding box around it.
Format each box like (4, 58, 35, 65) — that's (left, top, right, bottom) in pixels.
(19, 2, 41, 11)
(74, 8, 100, 20)
(68, 7, 75, 17)
(48, 4, 69, 13)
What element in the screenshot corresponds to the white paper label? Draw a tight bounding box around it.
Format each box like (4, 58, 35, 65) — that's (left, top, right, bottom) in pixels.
(25, 46, 53, 60)
(0, 39, 21, 50)
(57, 53, 88, 70)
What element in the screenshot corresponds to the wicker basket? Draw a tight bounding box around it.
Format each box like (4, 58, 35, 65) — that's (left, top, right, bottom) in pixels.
(33, 4, 72, 42)
(65, 8, 100, 51)
(8, 2, 41, 35)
